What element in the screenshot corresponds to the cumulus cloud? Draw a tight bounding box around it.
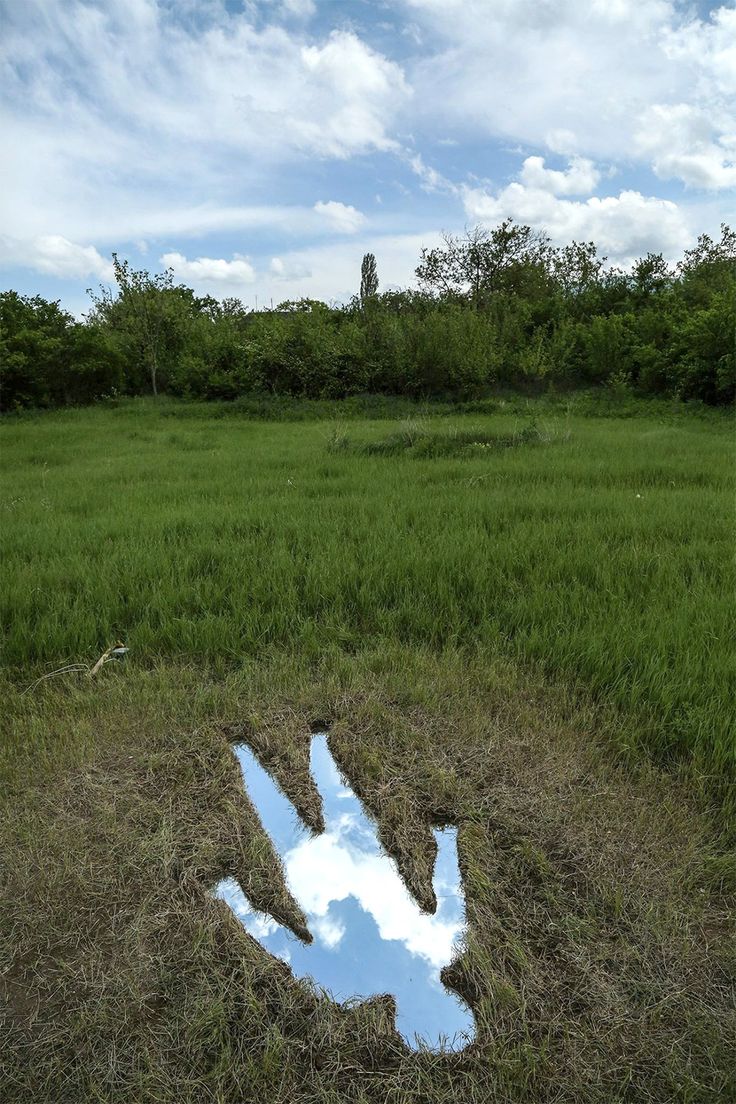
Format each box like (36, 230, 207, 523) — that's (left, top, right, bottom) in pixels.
(463, 180, 690, 264)
(519, 156, 600, 196)
(160, 251, 256, 285)
(0, 234, 113, 280)
(34, 236, 113, 280)
(299, 32, 409, 157)
(636, 103, 736, 190)
(0, 0, 729, 302)
(285, 833, 462, 969)
(313, 200, 366, 234)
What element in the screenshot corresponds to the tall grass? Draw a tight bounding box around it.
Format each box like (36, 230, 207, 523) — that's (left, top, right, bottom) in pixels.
(1, 399, 733, 814)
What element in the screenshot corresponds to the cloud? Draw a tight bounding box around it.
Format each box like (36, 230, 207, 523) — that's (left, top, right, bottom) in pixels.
(463, 180, 690, 264)
(0, 4, 408, 246)
(313, 200, 367, 234)
(160, 251, 256, 286)
(155, 231, 433, 302)
(519, 156, 600, 196)
(407, 153, 457, 194)
(0, 234, 113, 280)
(0, 0, 730, 306)
(300, 32, 409, 157)
(251, 230, 445, 305)
(311, 913, 345, 949)
(544, 129, 579, 156)
(404, 0, 736, 190)
(285, 833, 463, 969)
(636, 103, 736, 190)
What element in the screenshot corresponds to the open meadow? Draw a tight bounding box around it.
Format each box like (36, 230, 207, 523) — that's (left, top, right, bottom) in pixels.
(1, 396, 735, 1103)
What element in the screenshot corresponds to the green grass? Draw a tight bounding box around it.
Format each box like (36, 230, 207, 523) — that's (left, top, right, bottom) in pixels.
(2, 398, 733, 810)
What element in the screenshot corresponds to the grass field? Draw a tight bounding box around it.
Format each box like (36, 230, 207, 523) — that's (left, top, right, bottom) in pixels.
(1, 397, 735, 1102)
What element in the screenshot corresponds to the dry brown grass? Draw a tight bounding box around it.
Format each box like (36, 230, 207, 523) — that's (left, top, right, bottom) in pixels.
(1, 653, 734, 1102)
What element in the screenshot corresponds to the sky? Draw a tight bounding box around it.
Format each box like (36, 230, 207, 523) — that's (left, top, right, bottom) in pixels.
(1, 0, 735, 314)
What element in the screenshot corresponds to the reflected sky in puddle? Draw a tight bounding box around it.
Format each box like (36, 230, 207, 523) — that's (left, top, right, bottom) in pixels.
(215, 734, 473, 1049)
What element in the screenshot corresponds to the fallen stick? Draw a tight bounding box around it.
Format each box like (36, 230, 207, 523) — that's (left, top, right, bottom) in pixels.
(21, 642, 129, 694)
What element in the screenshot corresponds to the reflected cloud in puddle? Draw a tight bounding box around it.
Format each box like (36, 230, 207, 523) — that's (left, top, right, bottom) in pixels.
(215, 734, 473, 1049)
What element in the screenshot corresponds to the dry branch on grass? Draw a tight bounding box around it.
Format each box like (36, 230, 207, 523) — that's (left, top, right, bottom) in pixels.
(21, 642, 129, 695)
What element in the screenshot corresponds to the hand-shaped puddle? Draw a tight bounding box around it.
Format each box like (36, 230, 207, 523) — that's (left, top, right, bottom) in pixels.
(215, 734, 473, 1049)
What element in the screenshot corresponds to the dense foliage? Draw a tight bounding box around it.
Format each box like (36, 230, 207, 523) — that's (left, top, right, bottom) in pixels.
(1, 223, 734, 411)
(0, 291, 122, 410)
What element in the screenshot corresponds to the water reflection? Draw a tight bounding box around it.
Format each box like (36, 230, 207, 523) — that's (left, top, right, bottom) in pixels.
(215, 733, 473, 1049)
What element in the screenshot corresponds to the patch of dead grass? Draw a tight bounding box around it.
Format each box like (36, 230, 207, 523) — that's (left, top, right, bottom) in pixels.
(1, 653, 734, 1102)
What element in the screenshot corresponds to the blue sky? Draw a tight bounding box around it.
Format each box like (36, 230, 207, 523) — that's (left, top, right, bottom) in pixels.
(1, 0, 734, 314)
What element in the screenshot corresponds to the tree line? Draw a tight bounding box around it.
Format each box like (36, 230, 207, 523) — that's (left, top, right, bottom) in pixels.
(1, 220, 734, 411)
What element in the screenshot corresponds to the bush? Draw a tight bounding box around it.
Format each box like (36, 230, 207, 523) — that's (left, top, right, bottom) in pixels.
(3, 222, 734, 412)
(0, 292, 122, 411)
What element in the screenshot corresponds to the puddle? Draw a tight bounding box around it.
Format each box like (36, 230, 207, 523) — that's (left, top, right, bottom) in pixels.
(215, 733, 473, 1050)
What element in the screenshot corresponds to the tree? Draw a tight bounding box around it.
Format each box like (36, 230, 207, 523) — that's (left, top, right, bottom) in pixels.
(550, 240, 605, 298)
(360, 252, 378, 303)
(88, 254, 180, 396)
(677, 224, 736, 305)
(415, 221, 549, 308)
(0, 291, 121, 410)
(630, 252, 671, 300)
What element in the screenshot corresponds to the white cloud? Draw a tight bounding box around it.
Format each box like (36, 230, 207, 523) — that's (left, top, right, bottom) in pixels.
(150, 231, 436, 303)
(1, 0, 730, 303)
(0, 234, 113, 280)
(407, 153, 457, 194)
(404, 0, 736, 191)
(285, 833, 462, 969)
(544, 128, 579, 156)
(636, 103, 736, 190)
(311, 913, 345, 949)
(299, 32, 409, 157)
(34, 236, 113, 280)
(519, 156, 600, 196)
(160, 251, 256, 286)
(463, 181, 690, 264)
(313, 200, 366, 234)
(0, 5, 408, 246)
(0, 200, 366, 270)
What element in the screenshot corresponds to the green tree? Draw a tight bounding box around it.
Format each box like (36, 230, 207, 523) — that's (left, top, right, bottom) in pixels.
(416, 221, 549, 308)
(550, 240, 605, 299)
(360, 253, 379, 303)
(0, 291, 121, 411)
(89, 255, 182, 396)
